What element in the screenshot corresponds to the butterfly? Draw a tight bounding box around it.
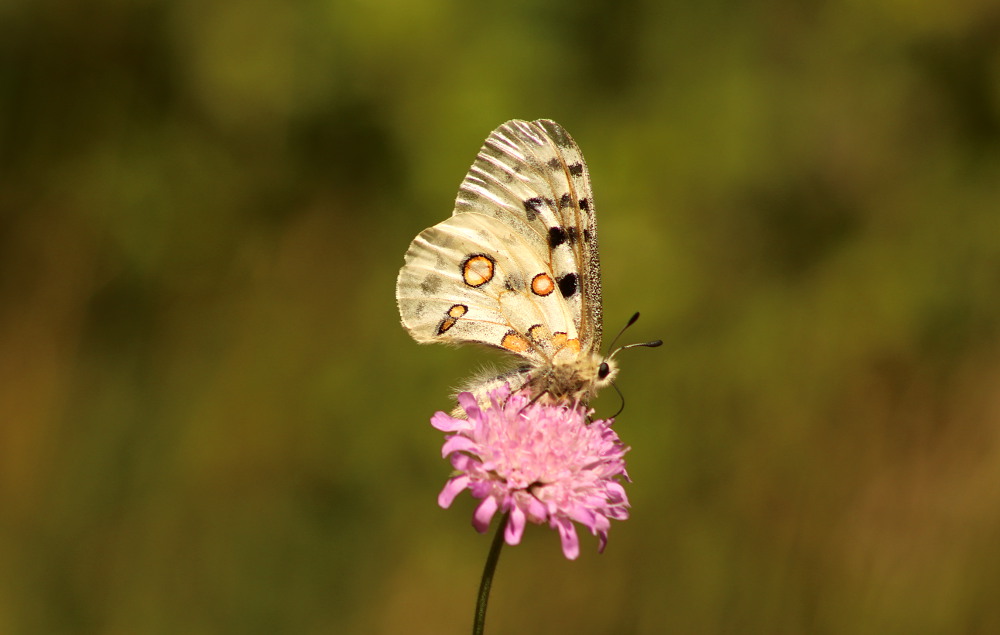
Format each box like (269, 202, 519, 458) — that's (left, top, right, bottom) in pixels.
(396, 119, 658, 408)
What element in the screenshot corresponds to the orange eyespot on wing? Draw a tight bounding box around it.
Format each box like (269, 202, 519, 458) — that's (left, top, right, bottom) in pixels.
(531, 273, 555, 296)
(437, 304, 468, 334)
(551, 332, 581, 353)
(462, 254, 495, 287)
(559, 338, 582, 354)
(527, 323, 550, 343)
(501, 331, 531, 353)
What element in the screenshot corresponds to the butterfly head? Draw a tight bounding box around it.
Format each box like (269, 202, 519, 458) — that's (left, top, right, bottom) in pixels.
(597, 358, 615, 383)
(529, 348, 619, 405)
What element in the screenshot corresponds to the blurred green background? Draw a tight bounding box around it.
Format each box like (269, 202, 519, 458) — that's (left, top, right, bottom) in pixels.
(2, 0, 999, 633)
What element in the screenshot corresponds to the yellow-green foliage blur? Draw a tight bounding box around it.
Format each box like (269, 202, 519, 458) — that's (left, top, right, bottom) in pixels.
(2, 1, 999, 633)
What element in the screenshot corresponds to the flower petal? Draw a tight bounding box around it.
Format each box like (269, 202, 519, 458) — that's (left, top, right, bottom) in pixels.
(524, 496, 548, 523)
(472, 496, 499, 533)
(441, 436, 478, 457)
(555, 518, 580, 560)
(596, 530, 609, 553)
(438, 475, 470, 509)
(430, 411, 461, 432)
(505, 505, 526, 545)
(456, 391, 481, 420)
(605, 481, 629, 504)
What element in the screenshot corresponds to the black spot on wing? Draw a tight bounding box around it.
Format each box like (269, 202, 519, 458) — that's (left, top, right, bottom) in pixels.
(559, 193, 572, 208)
(568, 163, 584, 177)
(557, 273, 578, 298)
(579, 197, 590, 211)
(523, 197, 543, 221)
(547, 157, 561, 170)
(548, 226, 568, 248)
(567, 227, 579, 243)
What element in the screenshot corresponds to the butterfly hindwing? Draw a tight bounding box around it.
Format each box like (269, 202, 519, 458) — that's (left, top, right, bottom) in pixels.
(397, 213, 579, 360)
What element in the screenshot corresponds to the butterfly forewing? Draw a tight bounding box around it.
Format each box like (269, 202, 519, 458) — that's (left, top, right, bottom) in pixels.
(397, 119, 611, 403)
(453, 120, 603, 350)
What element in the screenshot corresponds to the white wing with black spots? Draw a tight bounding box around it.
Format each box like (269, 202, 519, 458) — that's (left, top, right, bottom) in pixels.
(396, 119, 613, 405)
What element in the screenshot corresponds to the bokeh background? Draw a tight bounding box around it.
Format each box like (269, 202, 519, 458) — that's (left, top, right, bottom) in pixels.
(3, 0, 1000, 633)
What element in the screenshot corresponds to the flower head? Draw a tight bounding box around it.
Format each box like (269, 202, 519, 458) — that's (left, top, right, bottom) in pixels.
(431, 384, 631, 560)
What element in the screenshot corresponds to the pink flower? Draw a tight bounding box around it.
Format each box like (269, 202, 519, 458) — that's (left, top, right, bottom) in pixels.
(431, 384, 631, 560)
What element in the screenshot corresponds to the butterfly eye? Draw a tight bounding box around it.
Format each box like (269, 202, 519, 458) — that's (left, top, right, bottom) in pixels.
(598, 362, 611, 379)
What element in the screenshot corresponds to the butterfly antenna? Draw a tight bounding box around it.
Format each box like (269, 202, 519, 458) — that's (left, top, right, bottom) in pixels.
(606, 312, 663, 361)
(610, 380, 626, 418)
(598, 313, 661, 419)
(605, 312, 641, 354)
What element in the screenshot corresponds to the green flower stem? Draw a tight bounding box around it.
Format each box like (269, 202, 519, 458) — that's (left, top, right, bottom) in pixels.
(472, 512, 510, 635)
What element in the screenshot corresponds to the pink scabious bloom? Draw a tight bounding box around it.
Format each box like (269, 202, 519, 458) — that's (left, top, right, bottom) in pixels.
(431, 384, 631, 560)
